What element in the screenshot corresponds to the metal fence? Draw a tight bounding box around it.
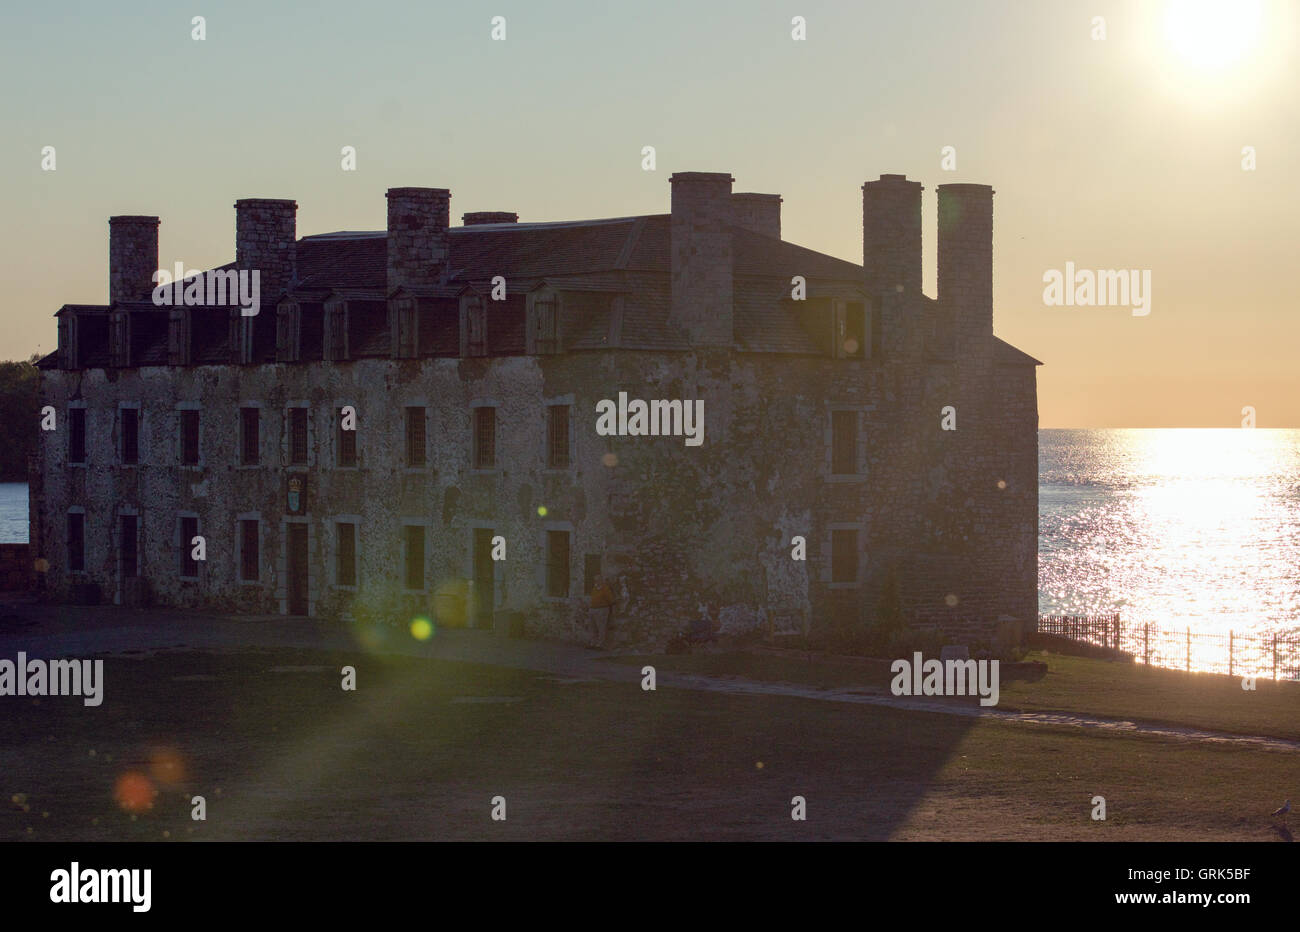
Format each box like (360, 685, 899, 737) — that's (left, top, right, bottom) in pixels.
(1036, 614, 1300, 681)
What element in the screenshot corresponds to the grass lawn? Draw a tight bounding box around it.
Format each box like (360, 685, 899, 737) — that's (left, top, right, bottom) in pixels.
(0, 647, 1294, 841)
(611, 649, 1300, 742)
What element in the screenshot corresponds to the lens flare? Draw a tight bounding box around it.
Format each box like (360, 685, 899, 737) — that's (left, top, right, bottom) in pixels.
(149, 748, 186, 786)
(410, 617, 434, 641)
(113, 772, 156, 813)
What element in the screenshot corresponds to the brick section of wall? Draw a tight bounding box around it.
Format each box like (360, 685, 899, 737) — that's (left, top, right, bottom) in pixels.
(387, 188, 450, 293)
(937, 183, 994, 348)
(669, 173, 734, 347)
(462, 211, 518, 226)
(235, 199, 298, 300)
(108, 216, 160, 304)
(730, 193, 781, 240)
(862, 175, 922, 297)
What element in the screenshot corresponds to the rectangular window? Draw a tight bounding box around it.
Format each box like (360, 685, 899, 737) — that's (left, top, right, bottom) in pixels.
(404, 525, 425, 591)
(69, 407, 86, 464)
(240, 407, 260, 466)
(181, 410, 200, 465)
(289, 407, 309, 466)
(405, 407, 426, 468)
(180, 516, 199, 577)
(337, 408, 357, 467)
(121, 408, 139, 465)
(831, 410, 857, 475)
(831, 528, 858, 584)
(120, 514, 138, 579)
(474, 406, 496, 469)
(546, 404, 570, 469)
(67, 513, 85, 572)
(533, 296, 558, 354)
(546, 530, 570, 598)
(464, 298, 487, 356)
(336, 521, 357, 587)
(239, 519, 259, 582)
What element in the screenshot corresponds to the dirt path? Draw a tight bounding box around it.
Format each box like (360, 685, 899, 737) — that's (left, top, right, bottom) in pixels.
(5, 599, 1298, 753)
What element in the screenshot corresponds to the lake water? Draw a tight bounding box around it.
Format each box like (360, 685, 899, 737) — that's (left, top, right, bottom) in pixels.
(0, 483, 26, 543)
(2, 430, 1297, 640)
(1039, 429, 1300, 640)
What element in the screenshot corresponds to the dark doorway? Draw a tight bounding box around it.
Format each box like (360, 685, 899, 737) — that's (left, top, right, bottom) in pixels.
(287, 523, 309, 616)
(473, 528, 495, 629)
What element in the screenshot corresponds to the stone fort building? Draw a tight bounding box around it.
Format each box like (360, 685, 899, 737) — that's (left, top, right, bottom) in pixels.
(31, 172, 1040, 645)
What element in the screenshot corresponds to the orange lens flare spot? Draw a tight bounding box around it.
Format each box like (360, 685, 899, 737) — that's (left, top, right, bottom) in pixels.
(114, 772, 157, 813)
(149, 748, 186, 786)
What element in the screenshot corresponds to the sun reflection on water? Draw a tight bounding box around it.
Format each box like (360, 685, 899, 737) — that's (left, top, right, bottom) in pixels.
(1040, 429, 1300, 660)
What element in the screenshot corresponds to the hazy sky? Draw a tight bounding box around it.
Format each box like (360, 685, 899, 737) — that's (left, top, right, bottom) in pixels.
(2, 0, 1296, 427)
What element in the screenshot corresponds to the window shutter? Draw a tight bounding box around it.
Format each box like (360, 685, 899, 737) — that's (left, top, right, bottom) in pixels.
(110, 312, 129, 367)
(325, 301, 349, 361)
(534, 296, 557, 354)
(466, 296, 486, 356)
(167, 310, 184, 365)
(277, 304, 301, 362)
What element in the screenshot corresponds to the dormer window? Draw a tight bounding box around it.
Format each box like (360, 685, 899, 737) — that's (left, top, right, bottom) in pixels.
(277, 302, 302, 362)
(461, 293, 487, 357)
(392, 296, 418, 359)
(528, 290, 559, 354)
(323, 297, 349, 361)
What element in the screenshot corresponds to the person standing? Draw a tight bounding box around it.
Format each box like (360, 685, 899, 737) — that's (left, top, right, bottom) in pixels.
(589, 576, 615, 648)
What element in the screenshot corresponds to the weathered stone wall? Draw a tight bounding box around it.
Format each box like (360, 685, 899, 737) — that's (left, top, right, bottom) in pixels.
(862, 175, 922, 296)
(108, 216, 160, 304)
(669, 173, 734, 347)
(235, 199, 297, 299)
(730, 194, 781, 240)
(387, 188, 450, 292)
(36, 330, 1037, 645)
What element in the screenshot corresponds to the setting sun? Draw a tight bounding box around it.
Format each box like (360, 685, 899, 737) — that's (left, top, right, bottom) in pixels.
(1164, 0, 1263, 68)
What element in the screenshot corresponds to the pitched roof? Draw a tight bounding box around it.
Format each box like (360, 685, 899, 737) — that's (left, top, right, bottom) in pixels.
(994, 338, 1043, 366)
(72, 212, 1038, 365)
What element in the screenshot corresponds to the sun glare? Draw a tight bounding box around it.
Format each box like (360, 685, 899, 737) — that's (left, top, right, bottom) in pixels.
(1164, 0, 1263, 69)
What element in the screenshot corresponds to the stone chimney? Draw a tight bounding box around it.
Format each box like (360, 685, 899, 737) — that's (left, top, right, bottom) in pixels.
(387, 187, 451, 294)
(937, 183, 994, 346)
(862, 174, 922, 298)
(669, 171, 734, 347)
(462, 211, 518, 226)
(235, 199, 297, 298)
(108, 216, 160, 304)
(731, 193, 781, 240)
